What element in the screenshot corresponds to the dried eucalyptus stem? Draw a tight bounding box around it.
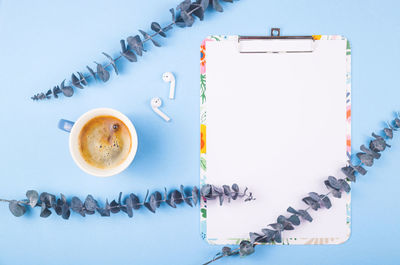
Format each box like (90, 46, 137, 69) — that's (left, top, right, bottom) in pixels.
(204, 113, 400, 264)
(31, 0, 237, 100)
(1, 184, 254, 219)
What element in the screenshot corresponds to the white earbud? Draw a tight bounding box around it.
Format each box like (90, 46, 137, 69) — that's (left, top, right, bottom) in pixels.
(151, 97, 171, 122)
(162, 72, 176, 99)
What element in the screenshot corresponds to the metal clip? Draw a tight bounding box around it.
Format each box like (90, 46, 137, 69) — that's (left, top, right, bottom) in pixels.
(238, 28, 315, 53)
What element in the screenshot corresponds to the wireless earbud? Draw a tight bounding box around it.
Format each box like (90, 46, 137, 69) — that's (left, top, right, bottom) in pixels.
(162, 72, 176, 99)
(151, 97, 171, 122)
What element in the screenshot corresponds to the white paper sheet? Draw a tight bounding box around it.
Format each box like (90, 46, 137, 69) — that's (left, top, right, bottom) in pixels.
(202, 36, 350, 245)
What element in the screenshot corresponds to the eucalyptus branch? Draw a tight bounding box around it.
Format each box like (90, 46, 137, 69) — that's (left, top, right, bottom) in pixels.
(204, 113, 400, 264)
(31, 0, 237, 100)
(1, 183, 254, 219)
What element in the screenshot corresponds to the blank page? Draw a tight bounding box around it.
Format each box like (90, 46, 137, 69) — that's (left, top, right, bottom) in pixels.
(200, 35, 351, 245)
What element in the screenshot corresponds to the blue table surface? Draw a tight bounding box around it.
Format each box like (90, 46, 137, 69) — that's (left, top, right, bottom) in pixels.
(1, 0, 400, 264)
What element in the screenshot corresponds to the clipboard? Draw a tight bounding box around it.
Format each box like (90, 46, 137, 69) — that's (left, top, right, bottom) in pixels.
(199, 28, 351, 245)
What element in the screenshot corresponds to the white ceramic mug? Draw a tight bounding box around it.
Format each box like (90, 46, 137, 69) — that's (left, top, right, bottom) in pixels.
(58, 108, 138, 177)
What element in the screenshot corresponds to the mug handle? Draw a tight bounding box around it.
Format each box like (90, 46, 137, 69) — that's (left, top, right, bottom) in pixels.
(58, 119, 75, 133)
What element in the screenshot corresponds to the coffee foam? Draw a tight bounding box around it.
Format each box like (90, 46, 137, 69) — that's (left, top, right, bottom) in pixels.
(78, 116, 131, 169)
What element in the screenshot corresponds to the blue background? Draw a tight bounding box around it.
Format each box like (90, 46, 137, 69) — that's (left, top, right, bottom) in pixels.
(0, 0, 399, 264)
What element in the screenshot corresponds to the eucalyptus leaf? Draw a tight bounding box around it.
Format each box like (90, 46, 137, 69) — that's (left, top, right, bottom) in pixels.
(308, 192, 321, 202)
(130, 193, 141, 210)
(154, 191, 163, 208)
(102, 52, 118, 75)
(180, 185, 193, 207)
(166, 198, 177, 208)
(298, 210, 313, 222)
(222, 246, 232, 256)
(339, 179, 351, 193)
(287, 206, 299, 215)
(120, 39, 128, 53)
(97, 207, 110, 217)
(71, 73, 83, 89)
(60, 194, 70, 219)
(394, 118, 400, 128)
(119, 192, 123, 206)
(341, 165, 356, 182)
(84, 195, 98, 212)
(360, 144, 381, 159)
(26, 190, 39, 208)
(170, 8, 176, 22)
(175, 17, 187, 28)
(231, 183, 239, 200)
(191, 186, 199, 206)
(60, 79, 74, 97)
(61, 202, 70, 220)
(36, 93, 45, 100)
(222, 185, 231, 203)
(325, 180, 335, 191)
(302, 196, 320, 210)
(260, 229, 275, 243)
(171, 190, 183, 204)
(94, 62, 110, 82)
(320, 195, 332, 209)
(328, 176, 341, 190)
(71, 196, 85, 217)
(199, 0, 209, 10)
(54, 199, 63, 215)
(165, 189, 176, 208)
(97, 199, 111, 217)
(268, 223, 283, 231)
(151, 22, 166, 37)
(249, 232, 264, 244)
(121, 51, 137, 63)
(211, 0, 223, 12)
(77, 72, 88, 86)
(139, 29, 161, 47)
(284, 222, 294, 230)
(218, 194, 224, 206)
(177, 0, 191, 11)
(190, 4, 205, 20)
(84, 209, 95, 215)
(120, 40, 137, 63)
(276, 215, 295, 230)
(287, 214, 300, 226)
(122, 196, 134, 218)
(239, 240, 254, 256)
(180, 11, 195, 27)
(331, 189, 342, 198)
(9, 200, 26, 217)
(163, 187, 168, 202)
(39, 192, 56, 208)
(370, 139, 384, 152)
(200, 184, 212, 199)
(277, 215, 287, 224)
(144, 194, 157, 213)
(52, 85, 62, 98)
(383, 127, 393, 139)
(273, 230, 282, 243)
(212, 185, 223, 196)
(127, 35, 144, 56)
(40, 202, 52, 218)
(151, 38, 161, 47)
(372, 133, 391, 148)
(110, 200, 120, 214)
(86, 65, 97, 80)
